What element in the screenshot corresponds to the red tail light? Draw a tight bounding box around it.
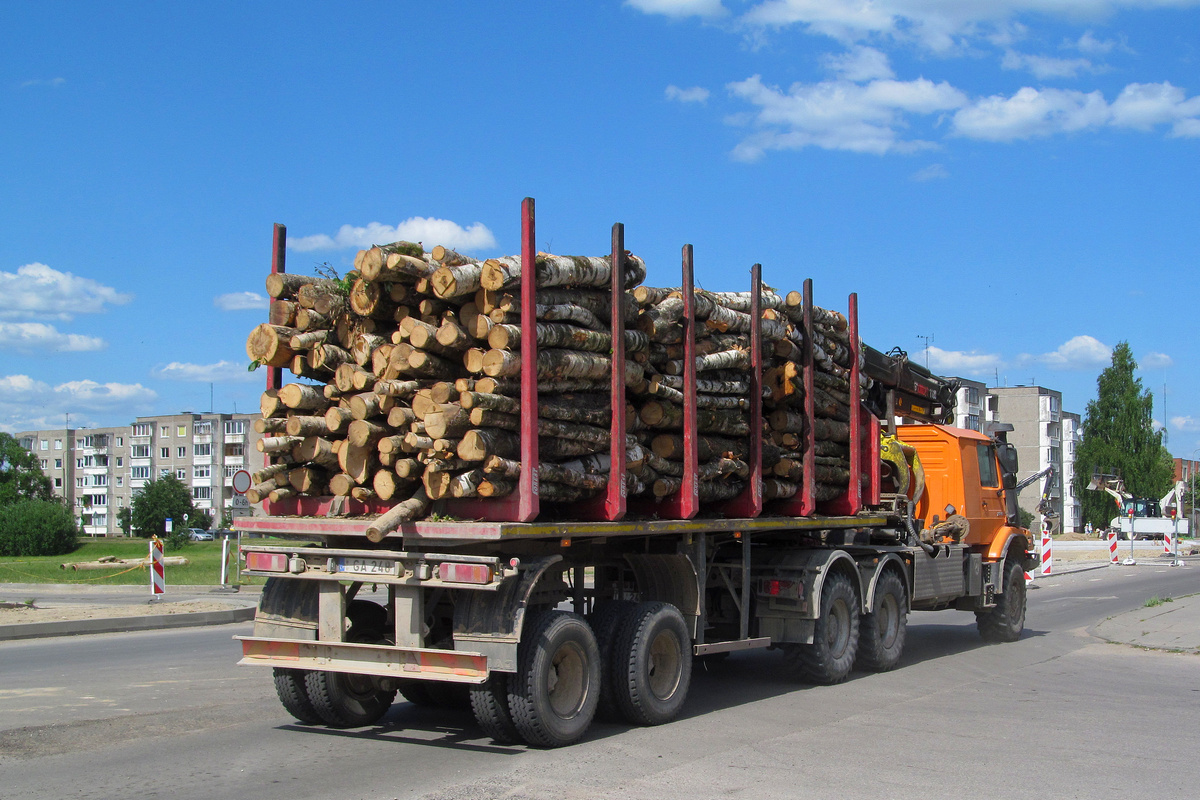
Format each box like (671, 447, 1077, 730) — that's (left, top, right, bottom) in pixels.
(245, 552, 288, 572)
(438, 563, 492, 584)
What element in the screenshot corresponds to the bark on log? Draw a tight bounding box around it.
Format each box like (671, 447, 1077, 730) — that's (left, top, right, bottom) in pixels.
(254, 417, 289, 434)
(278, 383, 327, 411)
(289, 330, 328, 351)
(324, 406, 353, 433)
(431, 262, 484, 299)
(364, 487, 430, 542)
(285, 416, 331, 437)
(246, 324, 297, 367)
(295, 437, 340, 470)
(431, 245, 471, 266)
(257, 436, 303, 454)
(329, 473, 355, 497)
(347, 419, 387, 448)
(424, 405, 471, 439)
(294, 308, 331, 332)
(407, 349, 460, 379)
(457, 428, 520, 462)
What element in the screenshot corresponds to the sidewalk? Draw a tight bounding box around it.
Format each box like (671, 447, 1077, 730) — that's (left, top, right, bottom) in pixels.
(0, 583, 260, 641)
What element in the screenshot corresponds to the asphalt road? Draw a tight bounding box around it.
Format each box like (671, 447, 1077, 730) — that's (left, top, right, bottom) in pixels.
(1, 565, 1197, 800)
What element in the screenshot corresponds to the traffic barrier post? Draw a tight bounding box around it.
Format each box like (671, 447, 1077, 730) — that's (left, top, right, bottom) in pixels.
(1107, 529, 1119, 564)
(150, 536, 165, 596)
(1039, 528, 1053, 576)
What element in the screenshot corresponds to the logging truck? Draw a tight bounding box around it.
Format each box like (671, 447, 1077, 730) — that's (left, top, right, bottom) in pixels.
(235, 199, 1037, 748)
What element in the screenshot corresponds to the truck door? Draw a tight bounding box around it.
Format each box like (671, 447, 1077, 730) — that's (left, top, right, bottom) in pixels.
(971, 442, 1006, 544)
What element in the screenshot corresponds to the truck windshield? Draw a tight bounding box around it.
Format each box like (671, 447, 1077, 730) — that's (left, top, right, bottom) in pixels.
(1130, 499, 1161, 517)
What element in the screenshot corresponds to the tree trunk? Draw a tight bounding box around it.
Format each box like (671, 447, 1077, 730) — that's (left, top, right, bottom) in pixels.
(407, 349, 460, 379)
(365, 487, 430, 542)
(254, 417, 289, 435)
(457, 428, 520, 462)
(285, 416, 331, 437)
(430, 262, 484, 299)
(459, 391, 520, 413)
(424, 405, 471, 439)
(246, 324, 297, 367)
(278, 383, 326, 411)
(257, 436, 302, 455)
(324, 406, 353, 433)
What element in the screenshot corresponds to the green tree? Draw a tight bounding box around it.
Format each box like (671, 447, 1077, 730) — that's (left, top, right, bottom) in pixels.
(0, 432, 55, 506)
(0, 499, 79, 556)
(130, 474, 195, 538)
(1073, 341, 1174, 529)
(187, 509, 214, 530)
(117, 506, 133, 536)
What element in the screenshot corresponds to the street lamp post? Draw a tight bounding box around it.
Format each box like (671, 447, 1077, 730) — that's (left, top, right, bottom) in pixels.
(1192, 449, 1199, 541)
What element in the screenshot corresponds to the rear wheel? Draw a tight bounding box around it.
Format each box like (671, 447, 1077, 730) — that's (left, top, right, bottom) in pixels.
(976, 558, 1026, 643)
(610, 602, 692, 726)
(855, 571, 907, 672)
(470, 674, 521, 744)
(785, 571, 860, 684)
(508, 611, 600, 748)
(588, 599, 636, 721)
(272, 668, 322, 724)
(304, 670, 397, 728)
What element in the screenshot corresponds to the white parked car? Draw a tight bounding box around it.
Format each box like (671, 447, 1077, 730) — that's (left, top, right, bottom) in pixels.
(188, 529, 214, 541)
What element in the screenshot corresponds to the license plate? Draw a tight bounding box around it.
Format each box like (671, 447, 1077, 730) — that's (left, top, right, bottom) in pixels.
(336, 557, 399, 576)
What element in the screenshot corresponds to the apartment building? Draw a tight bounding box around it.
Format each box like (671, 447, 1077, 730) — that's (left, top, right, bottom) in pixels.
(952, 378, 986, 432)
(984, 386, 1066, 532)
(18, 412, 262, 537)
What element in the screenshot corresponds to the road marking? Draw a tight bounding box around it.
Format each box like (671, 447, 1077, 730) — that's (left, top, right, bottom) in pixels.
(0, 687, 65, 698)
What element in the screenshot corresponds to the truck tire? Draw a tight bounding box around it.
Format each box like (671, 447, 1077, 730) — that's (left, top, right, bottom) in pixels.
(976, 559, 1026, 643)
(305, 669, 397, 728)
(610, 602, 692, 726)
(588, 599, 636, 721)
(785, 571, 860, 685)
(470, 674, 521, 744)
(272, 668, 322, 724)
(855, 570, 907, 672)
(507, 610, 600, 748)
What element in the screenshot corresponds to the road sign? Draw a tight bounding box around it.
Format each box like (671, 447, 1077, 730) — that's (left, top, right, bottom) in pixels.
(231, 495, 250, 509)
(232, 469, 252, 494)
(165, 518, 173, 533)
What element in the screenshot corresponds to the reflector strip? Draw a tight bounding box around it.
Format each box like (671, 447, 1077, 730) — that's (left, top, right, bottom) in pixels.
(245, 552, 288, 572)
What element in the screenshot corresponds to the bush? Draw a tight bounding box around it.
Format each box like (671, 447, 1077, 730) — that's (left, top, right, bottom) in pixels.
(0, 499, 80, 557)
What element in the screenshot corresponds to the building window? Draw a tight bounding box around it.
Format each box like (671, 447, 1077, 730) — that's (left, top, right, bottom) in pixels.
(177, 447, 187, 458)
(193, 486, 212, 500)
(54, 439, 62, 450)
(175, 468, 187, 480)
(195, 421, 212, 435)
(116, 476, 123, 487)
(40, 459, 47, 469)
(76, 458, 84, 469)
(54, 477, 62, 488)
(177, 425, 187, 437)
(116, 457, 123, 467)
(132, 466, 150, 479)
(40, 439, 48, 450)
(132, 445, 150, 458)
(55, 458, 62, 469)
(115, 437, 123, 447)
(94, 474, 107, 486)
(225, 443, 244, 458)
(194, 465, 210, 479)
(76, 477, 85, 488)
(93, 495, 108, 506)
(133, 423, 151, 436)
(161, 426, 170, 437)
(225, 420, 245, 436)
(160, 447, 170, 459)
(194, 443, 212, 457)
(225, 464, 240, 477)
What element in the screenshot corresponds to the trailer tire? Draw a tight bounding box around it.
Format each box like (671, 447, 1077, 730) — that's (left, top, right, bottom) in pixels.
(855, 571, 907, 672)
(588, 599, 636, 721)
(785, 571, 859, 684)
(470, 674, 521, 744)
(976, 559, 1026, 643)
(272, 668, 322, 724)
(508, 610, 600, 748)
(611, 602, 692, 726)
(304, 669, 397, 728)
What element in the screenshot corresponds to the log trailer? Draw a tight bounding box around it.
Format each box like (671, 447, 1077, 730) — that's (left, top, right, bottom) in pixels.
(235, 199, 1037, 748)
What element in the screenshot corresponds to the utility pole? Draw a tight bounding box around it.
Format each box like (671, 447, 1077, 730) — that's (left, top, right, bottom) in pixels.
(917, 334, 934, 371)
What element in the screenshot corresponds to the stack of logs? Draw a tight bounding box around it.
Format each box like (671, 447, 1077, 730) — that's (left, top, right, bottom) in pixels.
(244, 240, 863, 529)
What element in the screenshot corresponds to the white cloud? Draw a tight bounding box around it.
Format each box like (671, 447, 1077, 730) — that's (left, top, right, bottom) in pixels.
(1140, 351, 1173, 369)
(823, 46, 895, 81)
(665, 85, 711, 104)
(1109, 81, 1200, 132)
(0, 321, 106, 353)
(926, 346, 1003, 375)
(0, 374, 157, 433)
(0, 263, 132, 321)
(1171, 415, 1200, 432)
(19, 77, 65, 88)
(1023, 335, 1111, 369)
(911, 163, 950, 181)
(626, 0, 727, 18)
(727, 74, 967, 158)
(214, 291, 269, 311)
(1070, 30, 1122, 55)
(289, 218, 498, 253)
(952, 86, 1110, 141)
(152, 361, 260, 383)
(1001, 50, 1095, 79)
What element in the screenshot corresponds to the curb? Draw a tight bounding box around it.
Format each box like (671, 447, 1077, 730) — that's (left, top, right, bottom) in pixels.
(0, 605, 256, 642)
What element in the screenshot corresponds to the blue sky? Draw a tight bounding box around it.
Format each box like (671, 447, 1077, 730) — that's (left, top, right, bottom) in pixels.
(3, 1, 1198, 457)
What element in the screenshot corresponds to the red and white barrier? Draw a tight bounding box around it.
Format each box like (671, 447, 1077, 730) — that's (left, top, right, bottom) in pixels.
(1164, 528, 1174, 555)
(1039, 528, 1053, 576)
(1107, 529, 1119, 564)
(150, 537, 165, 595)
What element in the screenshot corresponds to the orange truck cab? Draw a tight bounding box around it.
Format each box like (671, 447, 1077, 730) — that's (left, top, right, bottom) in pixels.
(897, 423, 1032, 560)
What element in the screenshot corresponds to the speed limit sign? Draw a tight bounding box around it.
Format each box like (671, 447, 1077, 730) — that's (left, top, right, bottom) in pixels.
(232, 470, 252, 494)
